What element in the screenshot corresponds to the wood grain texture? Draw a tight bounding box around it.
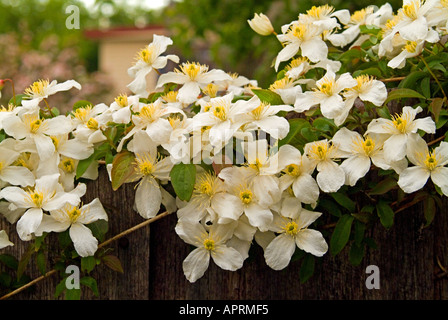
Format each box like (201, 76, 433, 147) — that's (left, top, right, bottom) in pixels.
(1, 167, 447, 300)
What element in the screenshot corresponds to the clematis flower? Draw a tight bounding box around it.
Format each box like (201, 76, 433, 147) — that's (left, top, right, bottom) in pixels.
(304, 139, 345, 193)
(277, 144, 320, 206)
(264, 209, 328, 270)
(22, 79, 81, 109)
(0, 174, 85, 240)
(332, 127, 407, 186)
(299, 4, 350, 31)
(127, 34, 180, 97)
(0, 230, 13, 249)
(218, 166, 274, 231)
(126, 130, 176, 219)
(294, 69, 357, 120)
(117, 98, 183, 152)
(35, 198, 108, 257)
(365, 106, 436, 163)
(398, 134, 448, 195)
(110, 93, 141, 124)
(192, 92, 254, 147)
(247, 13, 275, 36)
(0, 145, 35, 187)
(156, 61, 232, 104)
(335, 74, 388, 126)
(234, 95, 293, 140)
(175, 219, 244, 283)
(2, 109, 74, 161)
(274, 21, 328, 71)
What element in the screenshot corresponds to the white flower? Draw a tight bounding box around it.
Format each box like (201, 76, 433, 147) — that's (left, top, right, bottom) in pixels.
(247, 13, 275, 36)
(277, 144, 320, 206)
(126, 131, 175, 219)
(274, 22, 328, 71)
(177, 169, 240, 223)
(387, 39, 435, 69)
(0, 144, 35, 187)
(22, 79, 81, 109)
(117, 98, 183, 152)
(35, 198, 108, 257)
(335, 75, 388, 126)
(218, 166, 273, 231)
(235, 95, 293, 140)
(304, 139, 345, 193)
(127, 34, 179, 97)
(294, 69, 357, 121)
(175, 220, 244, 283)
(192, 92, 254, 147)
(0, 174, 85, 240)
(394, 0, 439, 41)
(398, 134, 448, 195)
(71, 103, 111, 145)
(156, 62, 232, 104)
(365, 106, 436, 163)
(299, 4, 350, 31)
(0, 230, 13, 249)
(264, 209, 328, 270)
(332, 127, 406, 186)
(110, 94, 141, 124)
(3, 109, 74, 161)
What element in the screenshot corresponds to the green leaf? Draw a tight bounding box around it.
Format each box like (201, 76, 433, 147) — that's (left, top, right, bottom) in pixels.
(429, 97, 446, 123)
(0, 254, 18, 270)
(111, 150, 136, 191)
(398, 71, 428, 89)
(65, 288, 81, 300)
(383, 88, 426, 106)
(17, 243, 35, 280)
(9, 94, 27, 107)
(330, 192, 356, 213)
(102, 255, 124, 274)
(76, 143, 110, 179)
(81, 256, 96, 274)
(169, 163, 197, 201)
(80, 276, 99, 297)
(317, 198, 342, 217)
(278, 118, 310, 147)
(87, 220, 109, 243)
(330, 214, 354, 256)
(55, 277, 68, 298)
(423, 196, 436, 227)
(368, 177, 397, 195)
(349, 242, 365, 266)
(72, 100, 92, 111)
(312, 117, 337, 134)
(354, 220, 366, 246)
(251, 89, 284, 105)
(376, 200, 394, 229)
(36, 251, 46, 275)
(420, 76, 431, 99)
(0, 272, 12, 288)
(299, 254, 315, 284)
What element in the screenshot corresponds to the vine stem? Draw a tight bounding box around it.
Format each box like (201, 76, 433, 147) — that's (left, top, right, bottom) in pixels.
(0, 210, 171, 300)
(420, 55, 447, 100)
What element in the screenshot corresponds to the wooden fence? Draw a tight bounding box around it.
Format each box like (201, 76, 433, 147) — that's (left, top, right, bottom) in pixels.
(1, 166, 448, 300)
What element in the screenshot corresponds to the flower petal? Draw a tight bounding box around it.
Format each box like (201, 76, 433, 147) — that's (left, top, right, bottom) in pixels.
(264, 233, 296, 270)
(69, 223, 98, 257)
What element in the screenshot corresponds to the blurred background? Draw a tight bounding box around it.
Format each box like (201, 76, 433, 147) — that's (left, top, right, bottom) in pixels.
(0, 0, 403, 110)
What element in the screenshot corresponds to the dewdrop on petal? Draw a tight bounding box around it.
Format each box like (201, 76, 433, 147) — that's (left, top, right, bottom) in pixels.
(248, 13, 275, 36)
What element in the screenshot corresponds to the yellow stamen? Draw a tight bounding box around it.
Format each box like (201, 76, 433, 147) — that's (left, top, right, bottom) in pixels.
(72, 106, 93, 123)
(86, 118, 99, 130)
(283, 221, 299, 236)
(202, 83, 218, 98)
(404, 41, 418, 53)
(239, 189, 253, 205)
(136, 47, 154, 64)
(60, 157, 75, 173)
(115, 94, 128, 108)
(306, 5, 334, 19)
(424, 150, 438, 171)
(135, 153, 155, 176)
(284, 164, 301, 177)
(203, 238, 215, 251)
(194, 172, 217, 197)
(24, 79, 49, 96)
(176, 62, 208, 80)
(161, 91, 179, 103)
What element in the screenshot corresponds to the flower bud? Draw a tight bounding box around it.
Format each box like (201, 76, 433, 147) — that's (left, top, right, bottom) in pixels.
(247, 13, 274, 36)
(0, 79, 5, 90)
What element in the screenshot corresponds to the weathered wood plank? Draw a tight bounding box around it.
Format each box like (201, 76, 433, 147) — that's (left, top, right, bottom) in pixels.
(1, 168, 448, 300)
